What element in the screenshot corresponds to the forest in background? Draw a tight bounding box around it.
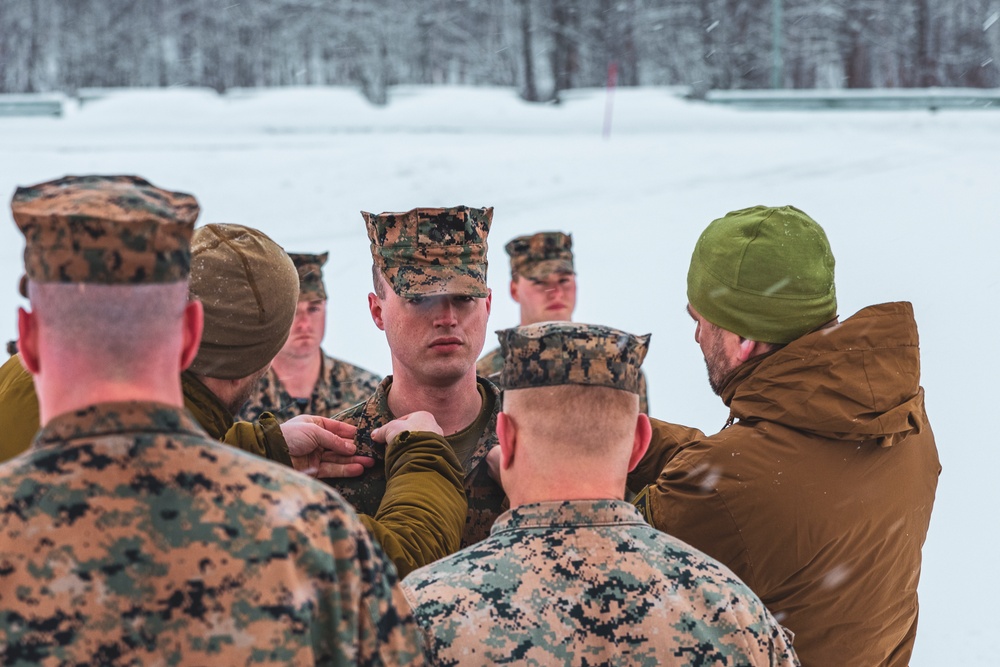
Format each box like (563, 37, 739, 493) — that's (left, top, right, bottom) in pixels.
(2, 0, 998, 104)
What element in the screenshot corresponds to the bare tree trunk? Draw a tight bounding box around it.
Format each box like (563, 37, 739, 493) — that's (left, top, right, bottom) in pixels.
(519, 0, 539, 101)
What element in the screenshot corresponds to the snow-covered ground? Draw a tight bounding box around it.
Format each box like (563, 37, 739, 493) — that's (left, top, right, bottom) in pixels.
(1, 86, 997, 665)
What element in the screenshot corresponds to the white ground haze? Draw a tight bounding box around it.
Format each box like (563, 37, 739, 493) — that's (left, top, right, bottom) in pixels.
(1, 86, 996, 665)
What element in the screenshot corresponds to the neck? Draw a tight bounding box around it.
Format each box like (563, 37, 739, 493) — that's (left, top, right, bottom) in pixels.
(37, 365, 184, 426)
(505, 447, 629, 509)
(387, 370, 483, 435)
(195, 374, 251, 417)
(271, 348, 322, 398)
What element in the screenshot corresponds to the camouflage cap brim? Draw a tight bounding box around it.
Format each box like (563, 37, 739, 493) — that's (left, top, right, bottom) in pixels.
(498, 321, 650, 394)
(518, 258, 575, 280)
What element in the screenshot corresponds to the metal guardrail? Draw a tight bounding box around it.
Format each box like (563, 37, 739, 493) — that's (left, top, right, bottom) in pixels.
(0, 94, 65, 117)
(701, 87, 1000, 110)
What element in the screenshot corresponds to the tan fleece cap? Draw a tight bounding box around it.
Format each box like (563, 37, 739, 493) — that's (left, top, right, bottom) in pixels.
(188, 224, 299, 379)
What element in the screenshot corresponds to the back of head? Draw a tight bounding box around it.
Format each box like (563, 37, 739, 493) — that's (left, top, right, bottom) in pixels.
(499, 322, 648, 455)
(505, 231, 574, 280)
(687, 205, 837, 344)
(12, 174, 197, 366)
(188, 224, 299, 380)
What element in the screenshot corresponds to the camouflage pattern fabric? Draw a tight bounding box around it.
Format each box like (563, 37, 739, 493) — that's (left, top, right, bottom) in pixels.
(402, 499, 799, 667)
(475, 346, 504, 379)
(11, 175, 198, 292)
(363, 206, 492, 298)
(0, 401, 425, 666)
(240, 351, 382, 423)
(498, 322, 650, 394)
(479, 345, 651, 413)
(289, 251, 329, 301)
(323, 376, 505, 548)
(505, 231, 574, 279)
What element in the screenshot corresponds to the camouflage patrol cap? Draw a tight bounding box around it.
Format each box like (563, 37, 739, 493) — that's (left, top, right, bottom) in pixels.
(11, 175, 198, 296)
(498, 322, 649, 394)
(289, 252, 328, 301)
(505, 231, 574, 280)
(363, 206, 492, 298)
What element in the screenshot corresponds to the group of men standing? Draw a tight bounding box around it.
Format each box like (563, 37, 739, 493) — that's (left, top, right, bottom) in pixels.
(0, 174, 939, 667)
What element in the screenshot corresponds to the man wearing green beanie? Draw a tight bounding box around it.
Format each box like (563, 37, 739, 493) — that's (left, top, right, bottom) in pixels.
(629, 205, 940, 667)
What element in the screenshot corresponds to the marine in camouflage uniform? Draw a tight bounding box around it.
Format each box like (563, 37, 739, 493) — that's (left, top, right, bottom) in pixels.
(241, 252, 381, 423)
(0, 175, 424, 665)
(403, 322, 798, 666)
(477, 231, 650, 412)
(241, 352, 381, 422)
(323, 206, 505, 549)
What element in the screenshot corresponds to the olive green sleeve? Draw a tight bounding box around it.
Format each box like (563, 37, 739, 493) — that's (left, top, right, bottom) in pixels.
(0, 354, 40, 463)
(627, 417, 706, 492)
(360, 430, 467, 578)
(222, 412, 293, 468)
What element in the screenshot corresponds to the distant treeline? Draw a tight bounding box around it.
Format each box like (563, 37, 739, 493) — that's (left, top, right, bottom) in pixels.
(2, 0, 998, 103)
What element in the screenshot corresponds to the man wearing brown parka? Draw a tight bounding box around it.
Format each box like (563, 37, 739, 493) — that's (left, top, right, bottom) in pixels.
(629, 205, 940, 667)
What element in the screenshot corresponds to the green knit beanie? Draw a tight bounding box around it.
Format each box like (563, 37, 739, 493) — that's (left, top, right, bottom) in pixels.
(687, 205, 837, 344)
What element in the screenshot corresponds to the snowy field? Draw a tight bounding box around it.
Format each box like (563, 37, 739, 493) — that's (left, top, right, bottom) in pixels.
(1, 86, 997, 664)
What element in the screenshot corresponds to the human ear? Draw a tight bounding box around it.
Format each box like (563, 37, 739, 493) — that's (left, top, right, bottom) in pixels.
(368, 293, 385, 330)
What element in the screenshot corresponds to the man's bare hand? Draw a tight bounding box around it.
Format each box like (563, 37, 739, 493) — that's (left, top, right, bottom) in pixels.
(280, 414, 375, 478)
(371, 411, 444, 447)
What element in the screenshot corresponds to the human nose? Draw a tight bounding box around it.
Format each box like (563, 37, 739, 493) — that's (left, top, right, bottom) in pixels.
(432, 300, 458, 327)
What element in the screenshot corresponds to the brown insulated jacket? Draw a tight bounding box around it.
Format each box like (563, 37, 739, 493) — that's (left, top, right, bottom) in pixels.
(630, 302, 940, 667)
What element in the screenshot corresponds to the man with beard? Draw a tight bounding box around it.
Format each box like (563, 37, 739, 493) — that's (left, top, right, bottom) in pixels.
(629, 205, 941, 667)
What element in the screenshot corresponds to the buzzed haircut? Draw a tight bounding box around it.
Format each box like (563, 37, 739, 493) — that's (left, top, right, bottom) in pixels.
(503, 384, 638, 456)
(30, 282, 189, 370)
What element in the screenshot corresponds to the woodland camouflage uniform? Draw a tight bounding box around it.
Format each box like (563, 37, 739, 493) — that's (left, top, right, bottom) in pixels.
(240, 351, 381, 423)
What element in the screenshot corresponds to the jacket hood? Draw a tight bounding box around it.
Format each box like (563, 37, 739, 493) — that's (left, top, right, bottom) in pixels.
(721, 302, 926, 446)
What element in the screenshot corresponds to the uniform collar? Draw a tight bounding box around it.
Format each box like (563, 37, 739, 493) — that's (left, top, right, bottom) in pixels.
(491, 499, 644, 535)
(34, 401, 204, 450)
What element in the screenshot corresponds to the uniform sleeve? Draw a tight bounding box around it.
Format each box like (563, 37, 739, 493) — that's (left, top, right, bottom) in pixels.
(0, 354, 41, 462)
(309, 493, 427, 666)
(626, 417, 706, 492)
(223, 413, 293, 468)
(360, 430, 467, 578)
